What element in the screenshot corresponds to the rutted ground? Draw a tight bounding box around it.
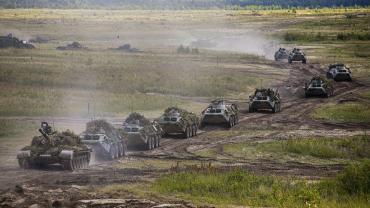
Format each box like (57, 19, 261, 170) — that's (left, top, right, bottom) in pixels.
(1, 60, 369, 207)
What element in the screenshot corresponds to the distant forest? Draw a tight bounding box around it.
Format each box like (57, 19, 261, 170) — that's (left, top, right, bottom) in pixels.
(0, 0, 369, 9)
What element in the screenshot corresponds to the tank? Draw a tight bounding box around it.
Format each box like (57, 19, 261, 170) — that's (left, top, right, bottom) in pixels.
(249, 88, 281, 113)
(157, 107, 199, 138)
(274, 48, 289, 61)
(17, 122, 90, 171)
(288, 48, 306, 64)
(305, 76, 334, 98)
(122, 113, 163, 150)
(200, 99, 239, 128)
(326, 63, 352, 81)
(80, 120, 127, 160)
(0, 34, 35, 49)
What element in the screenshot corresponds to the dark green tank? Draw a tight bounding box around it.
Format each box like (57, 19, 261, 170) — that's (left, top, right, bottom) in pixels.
(17, 122, 90, 171)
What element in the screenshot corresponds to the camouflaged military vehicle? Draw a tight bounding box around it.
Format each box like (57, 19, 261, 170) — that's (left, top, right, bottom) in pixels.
(288, 48, 307, 64)
(157, 107, 199, 138)
(122, 113, 163, 150)
(200, 99, 239, 128)
(80, 120, 127, 160)
(326, 63, 352, 81)
(0, 34, 35, 49)
(274, 48, 289, 61)
(249, 88, 281, 113)
(305, 76, 334, 98)
(17, 122, 90, 171)
(56, 42, 88, 50)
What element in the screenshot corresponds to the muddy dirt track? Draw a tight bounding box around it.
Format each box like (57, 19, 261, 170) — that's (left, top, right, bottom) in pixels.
(1, 62, 369, 208)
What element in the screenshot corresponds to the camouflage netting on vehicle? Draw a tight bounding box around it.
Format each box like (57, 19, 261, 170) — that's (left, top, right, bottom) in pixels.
(164, 107, 186, 115)
(23, 130, 86, 156)
(311, 76, 332, 86)
(125, 112, 151, 125)
(85, 119, 120, 138)
(253, 89, 280, 100)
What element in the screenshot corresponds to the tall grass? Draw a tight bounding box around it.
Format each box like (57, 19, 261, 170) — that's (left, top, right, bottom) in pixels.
(152, 161, 370, 207)
(313, 102, 370, 123)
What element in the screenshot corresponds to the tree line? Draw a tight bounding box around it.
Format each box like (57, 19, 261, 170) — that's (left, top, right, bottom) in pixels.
(0, 0, 369, 9)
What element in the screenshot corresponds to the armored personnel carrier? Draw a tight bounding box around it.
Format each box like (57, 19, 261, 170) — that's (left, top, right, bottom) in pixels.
(157, 107, 199, 138)
(288, 48, 307, 64)
(326, 64, 352, 81)
(0, 34, 35, 49)
(305, 76, 334, 98)
(200, 99, 239, 128)
(80, 120, 127, 160)
(274, 48, 289, 61)
(122, 113, 163, 150)
(17, 122, 90, 171)
(249, 88, 281, 113)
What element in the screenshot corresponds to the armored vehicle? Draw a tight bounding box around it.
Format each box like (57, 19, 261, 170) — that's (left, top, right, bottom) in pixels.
(326, 64, 352, 81)
(122, 113, 163, 150)
(0, 34, 35, 49)
(157, 107, 199, 138)
(200, 99, 239, 128)
(56, 42, 87, 50)
(80, 120, 127, 160)
(249, 88, 281, 113)
(305, 76, 334, 98)
(274, 48, 289, 61)
(17, 122, 90, 171)
(288, 48, 307, 64)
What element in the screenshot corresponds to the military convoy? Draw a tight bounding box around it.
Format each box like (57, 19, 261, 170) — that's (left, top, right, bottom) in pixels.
(122, 113, 163, 150)
(288, 48, 307, 64)
(249, 89, 281, 113)
(157, 107, 199, 138)
(305, 76, 334, 98)
(17, 122, 90, 171)
(0, 34, 35, 49)
(80, 120, 127, 160)
(274, 48, 289, 61)
(200, 99, 239, 128)
(326, 63, 352, 81)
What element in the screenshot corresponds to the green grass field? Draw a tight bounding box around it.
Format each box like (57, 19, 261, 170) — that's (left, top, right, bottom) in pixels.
(150, 161, 369, 207)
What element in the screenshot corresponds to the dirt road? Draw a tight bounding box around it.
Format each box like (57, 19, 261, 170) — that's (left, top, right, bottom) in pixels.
(1, 62, 369, 208)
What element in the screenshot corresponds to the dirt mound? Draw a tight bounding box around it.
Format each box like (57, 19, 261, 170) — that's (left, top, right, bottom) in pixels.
(56, 42, 88, 50)
(0, 34, 35, 49)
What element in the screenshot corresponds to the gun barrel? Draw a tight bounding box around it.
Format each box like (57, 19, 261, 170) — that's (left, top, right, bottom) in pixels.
(39, 128, 52, 145)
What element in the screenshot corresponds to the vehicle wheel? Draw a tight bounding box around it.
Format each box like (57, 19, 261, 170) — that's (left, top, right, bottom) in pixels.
(153, 136, 158, 148)
(288, 59, 292, 64)
(183, 127, 189, 139)
(72, 158, 77, 170)
(272, 105, 276, 113)
(118, 143, 124, 157)
(302, 59, 306, 64)
(109, 147, 116, 160)
(62, 160, 73, 171)
(152, 137, 156, 149)
(194, 126, 198, 136)
(192, 125, 197, 137)
(249, 107, 254, 113)
(122, 142, 127, 156)
(18, 158, 30, 169)
(157, 136, 161, 147)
